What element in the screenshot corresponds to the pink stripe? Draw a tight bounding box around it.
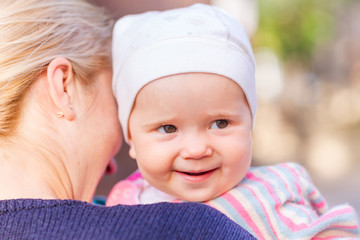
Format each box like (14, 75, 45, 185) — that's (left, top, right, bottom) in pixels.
(267, 166, 324, 223)
(312, 200, 326, 209)
(264, 167, 296, 205)
(276, 205, 354, 232)
(281, 164, 305, 204)
(242, 185, 280, 239)
(312, 236, 342, 240)
(286, 207, 355, 232)
(287, 201, 318, 223)
(246, 172, 311, 231)
(285, 164, 327, 212)
(127, 171, 142, 181)
(221, 192, 267, 240)
(330, 224, 359, 229)
(313, 207, 354, 224)
(306, 185, 325, 208)
(244, 172, 285, 237)
(309, 188, 317, 197)
(264, 167, 316, 222)
(245, 172, 282, 208)
(283, 165, 328, 212)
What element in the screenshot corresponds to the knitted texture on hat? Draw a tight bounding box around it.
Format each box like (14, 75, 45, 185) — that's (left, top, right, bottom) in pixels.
(112, 3, 257, 141)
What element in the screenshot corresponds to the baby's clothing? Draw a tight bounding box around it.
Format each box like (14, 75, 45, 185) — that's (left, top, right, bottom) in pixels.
(107, 162, 360, 240)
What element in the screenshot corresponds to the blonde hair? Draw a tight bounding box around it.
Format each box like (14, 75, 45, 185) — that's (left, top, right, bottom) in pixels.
(0, 0, 114, 137)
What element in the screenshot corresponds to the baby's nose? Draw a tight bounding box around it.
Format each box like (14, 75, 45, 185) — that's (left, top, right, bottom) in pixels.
(180, 135, 213, 160)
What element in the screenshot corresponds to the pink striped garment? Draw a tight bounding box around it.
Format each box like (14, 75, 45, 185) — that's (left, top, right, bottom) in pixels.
(206, 163, 360, 239)
(106, 163, 360, 239)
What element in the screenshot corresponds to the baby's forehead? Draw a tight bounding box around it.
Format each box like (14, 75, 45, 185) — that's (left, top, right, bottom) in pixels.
(131, 72, 252, 127)
(137, 72, 247, 100)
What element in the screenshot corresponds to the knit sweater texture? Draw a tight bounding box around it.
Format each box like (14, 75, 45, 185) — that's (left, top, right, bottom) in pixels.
(0, 199, 255, 239)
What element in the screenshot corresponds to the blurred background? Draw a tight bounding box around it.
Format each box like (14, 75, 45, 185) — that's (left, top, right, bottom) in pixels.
(93, 0, 360, 213)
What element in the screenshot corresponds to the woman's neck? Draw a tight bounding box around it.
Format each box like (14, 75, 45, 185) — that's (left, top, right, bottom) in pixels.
(0, 142, 75, 201)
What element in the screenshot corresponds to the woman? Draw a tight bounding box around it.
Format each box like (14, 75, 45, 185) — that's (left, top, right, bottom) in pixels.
(0, 0, 255, 239)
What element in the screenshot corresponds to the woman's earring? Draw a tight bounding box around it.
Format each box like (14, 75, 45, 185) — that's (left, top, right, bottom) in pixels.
(57, 111, 64, 118)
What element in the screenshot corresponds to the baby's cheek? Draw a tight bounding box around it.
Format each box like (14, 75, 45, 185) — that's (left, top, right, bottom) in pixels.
(137, 152, 170, 176)
(221, 142, 251, 176)
(221, 140, 248, 159)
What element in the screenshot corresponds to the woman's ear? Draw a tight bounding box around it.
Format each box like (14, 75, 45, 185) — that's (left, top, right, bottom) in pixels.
(47, 57, 75, 120)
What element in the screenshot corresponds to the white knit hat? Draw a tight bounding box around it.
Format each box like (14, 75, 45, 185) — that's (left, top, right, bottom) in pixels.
(112, 3, 257, 142)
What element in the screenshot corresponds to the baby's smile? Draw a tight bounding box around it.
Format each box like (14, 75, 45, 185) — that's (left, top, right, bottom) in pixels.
(174, 168, 218, 183)
(179, 169, 217, 176)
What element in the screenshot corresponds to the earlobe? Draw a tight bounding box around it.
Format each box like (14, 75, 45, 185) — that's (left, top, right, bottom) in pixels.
(128, 140, 137, 159)
(47, 57, 75, 120)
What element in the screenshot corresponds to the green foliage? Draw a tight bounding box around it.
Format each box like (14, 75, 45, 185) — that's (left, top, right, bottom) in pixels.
(255, 0, 342, 64)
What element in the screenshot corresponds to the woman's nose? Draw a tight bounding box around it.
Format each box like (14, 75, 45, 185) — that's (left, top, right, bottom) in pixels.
(180, 135, 213, 160)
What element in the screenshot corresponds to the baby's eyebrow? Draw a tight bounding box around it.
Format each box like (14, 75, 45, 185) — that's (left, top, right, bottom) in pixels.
(206, 110, 240, 118)
(142, 116, 178, 128)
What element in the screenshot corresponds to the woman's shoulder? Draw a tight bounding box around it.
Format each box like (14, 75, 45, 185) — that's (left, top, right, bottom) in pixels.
(0, 198, 255, 240)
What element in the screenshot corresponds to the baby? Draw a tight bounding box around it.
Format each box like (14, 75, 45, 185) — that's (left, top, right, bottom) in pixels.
(108, 4, 360, 239)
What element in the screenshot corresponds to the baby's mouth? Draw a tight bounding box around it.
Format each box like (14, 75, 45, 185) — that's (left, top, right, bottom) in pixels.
(179, 168, 217, 176)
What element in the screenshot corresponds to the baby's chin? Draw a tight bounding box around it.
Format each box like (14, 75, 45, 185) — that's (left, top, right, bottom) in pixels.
(173, 190, 226, 203)
(175, 182, 242, 202)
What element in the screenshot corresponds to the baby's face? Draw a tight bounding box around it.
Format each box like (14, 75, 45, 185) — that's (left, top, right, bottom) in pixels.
(128, 73, 252, 202)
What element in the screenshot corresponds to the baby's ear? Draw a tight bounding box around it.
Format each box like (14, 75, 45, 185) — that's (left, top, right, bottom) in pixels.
(128, 139, 136, 159)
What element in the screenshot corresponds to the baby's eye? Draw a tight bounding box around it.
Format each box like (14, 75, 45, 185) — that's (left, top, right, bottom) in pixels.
(210, 120, 229, 129)
(158, 125, 177, 133)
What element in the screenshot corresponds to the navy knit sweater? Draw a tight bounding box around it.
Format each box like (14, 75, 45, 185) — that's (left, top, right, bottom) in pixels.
(0, 199, 255, 239)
